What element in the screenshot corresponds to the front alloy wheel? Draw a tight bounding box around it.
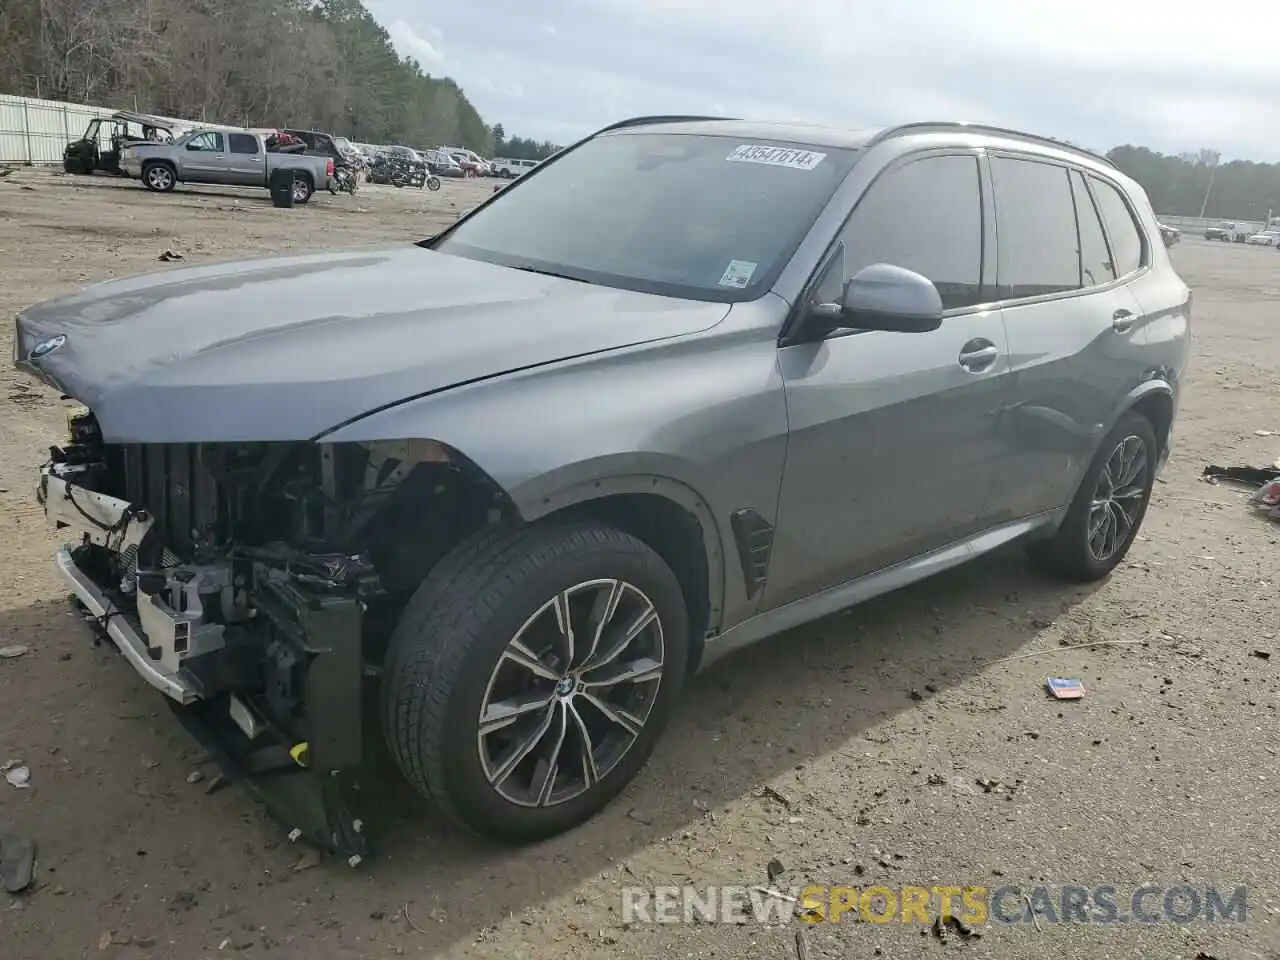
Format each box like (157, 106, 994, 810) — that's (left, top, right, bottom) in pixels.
(478, 579, 664, 808)
(381, 521, 689, 842)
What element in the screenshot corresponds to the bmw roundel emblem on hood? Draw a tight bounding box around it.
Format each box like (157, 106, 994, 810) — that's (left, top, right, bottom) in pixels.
(28, 334, 67, 361)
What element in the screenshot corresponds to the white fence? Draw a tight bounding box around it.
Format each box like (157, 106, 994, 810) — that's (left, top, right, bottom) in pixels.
(0, 93, 109, 165)
(0, 93, 238, 165)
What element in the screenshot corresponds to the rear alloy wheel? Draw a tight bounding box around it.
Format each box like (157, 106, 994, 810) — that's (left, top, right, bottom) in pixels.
(1027, 411, 1157, 582)
(381, 521, 688, 842)
(291, 177, 313, 204)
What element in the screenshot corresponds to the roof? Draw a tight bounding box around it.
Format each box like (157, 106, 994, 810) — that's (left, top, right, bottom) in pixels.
(603, 117, 882, 150)
(599, 116, 1115, 169)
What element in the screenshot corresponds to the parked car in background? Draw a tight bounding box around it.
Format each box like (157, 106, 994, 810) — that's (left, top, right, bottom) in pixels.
(443, 148, 487, 177)
(14, 116, 1190, 854)
(282, 129, 359, 178)
(424, 149, 465, 177)
(1245, 229, 1280, 246)
(120, 128, 332, 202)
(491, 157, 540, 179)
(1204, 221, 1249, 242)
(64, 111, 182, 175)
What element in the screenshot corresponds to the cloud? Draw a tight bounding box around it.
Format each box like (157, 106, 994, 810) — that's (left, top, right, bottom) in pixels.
(368, 0, 1280, 159)
(384, 18, 444, 70)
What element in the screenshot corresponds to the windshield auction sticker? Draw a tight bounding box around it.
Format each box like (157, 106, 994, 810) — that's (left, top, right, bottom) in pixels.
(726, 144, 827, 170)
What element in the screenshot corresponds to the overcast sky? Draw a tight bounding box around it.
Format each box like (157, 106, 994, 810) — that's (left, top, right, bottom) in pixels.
(367, 0, 1279, 161)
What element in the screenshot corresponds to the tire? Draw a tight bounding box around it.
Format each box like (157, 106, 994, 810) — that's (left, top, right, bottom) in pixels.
(381, 520, 689, 843)
(291, 176, 313, 204)
(426, 175, 441, 191)
(142, 162, 176, 192)
(1027, 410, 1158, 582)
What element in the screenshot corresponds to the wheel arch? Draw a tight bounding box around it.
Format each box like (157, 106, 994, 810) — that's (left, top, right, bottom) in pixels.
(516, 472, 727, 675)
(1111, 378, 1176, 462)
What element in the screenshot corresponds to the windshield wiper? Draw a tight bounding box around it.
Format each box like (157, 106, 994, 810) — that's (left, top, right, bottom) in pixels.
(508, 264, 595, 284)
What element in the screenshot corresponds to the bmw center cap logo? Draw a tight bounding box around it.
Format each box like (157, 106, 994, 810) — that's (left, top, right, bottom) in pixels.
(28, 334, 66, 361)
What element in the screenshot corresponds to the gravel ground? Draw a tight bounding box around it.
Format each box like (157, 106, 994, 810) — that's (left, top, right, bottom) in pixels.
(1, 168, 1278, 960)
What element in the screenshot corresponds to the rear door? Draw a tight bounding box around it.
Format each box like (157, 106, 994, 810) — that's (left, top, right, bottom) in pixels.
(763, 151, 1015, 609)
(224, 133, 266, 185)
(181, 132, 227, 181)
(990, 157, 1149, 521)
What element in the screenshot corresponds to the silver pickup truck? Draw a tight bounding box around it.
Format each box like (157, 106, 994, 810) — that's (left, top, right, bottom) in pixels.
(120, 129, 333, 203)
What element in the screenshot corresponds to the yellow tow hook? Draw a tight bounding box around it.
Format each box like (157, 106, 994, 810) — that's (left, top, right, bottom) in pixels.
(289, 742, 310, 768)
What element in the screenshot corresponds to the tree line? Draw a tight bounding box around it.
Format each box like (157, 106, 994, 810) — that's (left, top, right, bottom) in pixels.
(0, 0, 553, 156)
(490, 125, 562, 161)
(1106, 145, 1280, 221)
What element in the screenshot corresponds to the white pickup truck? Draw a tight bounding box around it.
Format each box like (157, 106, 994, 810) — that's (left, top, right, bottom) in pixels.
(120, 129, 334, 203)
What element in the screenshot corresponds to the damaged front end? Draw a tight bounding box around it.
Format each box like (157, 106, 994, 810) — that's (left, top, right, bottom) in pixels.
(39, 410, 500, 862)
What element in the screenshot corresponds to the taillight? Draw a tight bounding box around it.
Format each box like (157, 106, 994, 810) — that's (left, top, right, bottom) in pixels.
(326, 159, 335, 176)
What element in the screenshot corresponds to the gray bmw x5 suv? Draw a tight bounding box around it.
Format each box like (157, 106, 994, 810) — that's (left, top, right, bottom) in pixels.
(14, 116, 1190, 856)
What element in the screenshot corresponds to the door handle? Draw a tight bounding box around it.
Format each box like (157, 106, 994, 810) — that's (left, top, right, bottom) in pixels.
(958, 340, 1000, 372)
(1112, 309, 1135, 333)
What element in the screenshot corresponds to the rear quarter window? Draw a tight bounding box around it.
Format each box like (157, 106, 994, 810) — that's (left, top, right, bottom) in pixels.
(1089, 176, 1146, 277)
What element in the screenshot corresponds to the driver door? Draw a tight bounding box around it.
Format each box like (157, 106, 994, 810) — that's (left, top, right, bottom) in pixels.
(761, 151, 1014, 609)
(182, 132, 228, 181)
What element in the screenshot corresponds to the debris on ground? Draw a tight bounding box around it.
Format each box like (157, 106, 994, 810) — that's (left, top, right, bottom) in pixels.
(0, 835, 37, 893)
(1202, 463, 1280, 520)
(186, 770, 205, 784)
(3, 761, 30, 789)
(1046, 677, 1086, 699)
(931, 915, 982, 942)
(1202, 464, 1278, 486)
(1251, 650, 1271, 661)
(766, 858, 786, 882)
(292, 848, 323, 872)
(0, 644, 30, 659)
(760, 785, 792, 807)
(0, 166, 15, 179)
(157, 249, 185, 262)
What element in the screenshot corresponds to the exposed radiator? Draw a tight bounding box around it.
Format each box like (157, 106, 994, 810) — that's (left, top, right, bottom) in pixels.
(117, 444, 222, 559)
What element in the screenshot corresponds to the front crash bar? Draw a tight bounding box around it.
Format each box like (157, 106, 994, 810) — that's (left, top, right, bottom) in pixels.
(54, 546, 199, 704)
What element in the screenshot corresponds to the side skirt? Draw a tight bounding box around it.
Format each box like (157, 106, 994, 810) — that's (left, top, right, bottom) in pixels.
(699, 510, 1064, 669)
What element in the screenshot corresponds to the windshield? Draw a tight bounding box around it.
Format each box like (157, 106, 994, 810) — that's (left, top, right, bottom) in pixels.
(434, 131, 857, 301)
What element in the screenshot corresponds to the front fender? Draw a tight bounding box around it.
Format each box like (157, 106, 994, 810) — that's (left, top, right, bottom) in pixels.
(318, 329, 790, 630)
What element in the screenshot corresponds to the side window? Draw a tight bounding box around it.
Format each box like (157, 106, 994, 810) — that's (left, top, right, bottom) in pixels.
(228, 134, 259, 155)
(186, 132, 223, 152)
(1070, 170, 1116, 287)
(823, 154, 984, 310)
(990, 157, 1080, 299)
(1089, 176, 1145, 277)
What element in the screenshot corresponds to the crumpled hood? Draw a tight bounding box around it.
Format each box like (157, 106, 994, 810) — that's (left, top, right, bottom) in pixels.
(14, 247, 728, 442)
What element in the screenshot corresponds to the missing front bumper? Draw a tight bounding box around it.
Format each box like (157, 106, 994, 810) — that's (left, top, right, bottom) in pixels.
(42, 469, 373, 862)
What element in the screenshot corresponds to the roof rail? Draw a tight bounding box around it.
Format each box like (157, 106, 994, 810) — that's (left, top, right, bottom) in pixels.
(865, 121, 1117, 169)
(591, 114, 737, 135)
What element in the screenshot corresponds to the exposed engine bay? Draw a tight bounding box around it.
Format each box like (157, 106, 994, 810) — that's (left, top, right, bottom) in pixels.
(39, 407, 500, 860)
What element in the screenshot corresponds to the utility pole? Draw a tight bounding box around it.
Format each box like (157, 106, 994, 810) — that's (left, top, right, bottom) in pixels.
(1198, 154, 1220, 218)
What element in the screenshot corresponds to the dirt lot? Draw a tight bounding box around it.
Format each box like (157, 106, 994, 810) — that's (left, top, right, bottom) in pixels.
(1, 168, 1279, 960)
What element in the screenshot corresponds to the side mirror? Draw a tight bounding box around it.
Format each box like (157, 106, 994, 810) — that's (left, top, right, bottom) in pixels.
(806, 263, 944, 337)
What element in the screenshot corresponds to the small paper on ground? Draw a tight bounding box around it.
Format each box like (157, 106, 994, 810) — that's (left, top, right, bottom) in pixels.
(1046, 677, 1086, 699)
